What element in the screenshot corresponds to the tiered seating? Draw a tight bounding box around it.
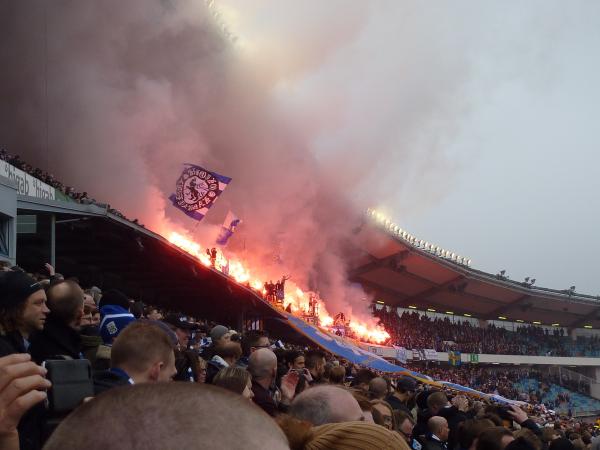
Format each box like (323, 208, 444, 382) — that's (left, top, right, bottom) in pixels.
(514, 378, 600, 414)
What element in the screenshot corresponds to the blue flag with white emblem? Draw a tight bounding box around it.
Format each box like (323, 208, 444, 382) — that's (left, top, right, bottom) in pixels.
(216, 211, 241, 246)
(169, 164, 231, 221)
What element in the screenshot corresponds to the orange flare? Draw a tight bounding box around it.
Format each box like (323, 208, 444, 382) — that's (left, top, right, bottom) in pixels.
(167, 230, 389, 344)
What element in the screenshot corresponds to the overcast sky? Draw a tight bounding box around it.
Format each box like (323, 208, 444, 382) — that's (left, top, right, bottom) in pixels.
(220, 1, 600, 294)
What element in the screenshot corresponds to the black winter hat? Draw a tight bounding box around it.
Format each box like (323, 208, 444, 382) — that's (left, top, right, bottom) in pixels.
(0, 271, 44, 309)
(98, 289, 130, 310)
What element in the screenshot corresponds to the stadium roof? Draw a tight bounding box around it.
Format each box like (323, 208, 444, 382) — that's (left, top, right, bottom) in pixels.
(16, 196, 288, 329)
(17, 195, 600, 331)
(350, 211, 600, 329)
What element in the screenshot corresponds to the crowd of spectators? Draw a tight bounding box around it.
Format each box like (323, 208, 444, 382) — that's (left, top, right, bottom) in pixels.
(398, 363, 600, 418)
(1, 263, 600, 450)
(376, 309, 600, 357)
(0, 149, 137, 224)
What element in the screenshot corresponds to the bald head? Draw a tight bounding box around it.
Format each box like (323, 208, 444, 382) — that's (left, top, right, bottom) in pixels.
(248, 348, 277, 381)
(46, 280, 84, 329)
(44, 383, 289, 450)
(368, 377, 388, 400)
(289, 385, 363, 426)
(429, 416, 449, 441)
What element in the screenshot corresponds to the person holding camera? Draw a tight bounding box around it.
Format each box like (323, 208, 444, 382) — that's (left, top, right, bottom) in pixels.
(0, 353, 51, 450)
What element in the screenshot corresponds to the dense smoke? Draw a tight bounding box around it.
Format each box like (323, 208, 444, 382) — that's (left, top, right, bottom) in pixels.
(0, 0, 383, 321)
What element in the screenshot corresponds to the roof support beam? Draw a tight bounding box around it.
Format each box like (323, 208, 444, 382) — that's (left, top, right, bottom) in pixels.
(349, 251, 410, 278)
(568, 307, 600, 329)
(399, 275, 465, 304)
(358, 279, 471, 315)
(484, 295, 531, 320)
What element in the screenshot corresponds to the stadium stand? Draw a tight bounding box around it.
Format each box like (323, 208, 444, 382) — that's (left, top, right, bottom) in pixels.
(376, 309, 600, 357)
(1, 153, 600, 449)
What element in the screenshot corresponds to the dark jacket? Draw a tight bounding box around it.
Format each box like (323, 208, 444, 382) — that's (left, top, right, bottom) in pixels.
(414, 408, 433, 440)
(200, 344, 216, 361)
(93, 368, 132, 395)
(0, 330, 43, 450)
(205, 358, 226, 384)
(519, 418, 542, 437)
(29, 316, 82, 364)
(0, 330, 27, 357)
(385, 394, 412, 414)
(422, 435, 447, 450)
(251, 379, 279, 417)
(80, 326, 104, 368)
(438, 406, 467, 450)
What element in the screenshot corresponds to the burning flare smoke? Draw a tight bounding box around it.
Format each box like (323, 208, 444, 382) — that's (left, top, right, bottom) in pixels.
(0, 0, 390, 343)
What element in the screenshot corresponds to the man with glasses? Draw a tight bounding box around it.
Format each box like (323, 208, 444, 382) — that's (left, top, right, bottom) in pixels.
(396, 411, 423, 450)
(237, 330, 270, 368)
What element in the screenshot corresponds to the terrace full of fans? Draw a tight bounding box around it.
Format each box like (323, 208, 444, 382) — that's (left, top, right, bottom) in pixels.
(1, 264, 600, 450)
(375, 309, 600, 357)
(0, 149, 134, 224)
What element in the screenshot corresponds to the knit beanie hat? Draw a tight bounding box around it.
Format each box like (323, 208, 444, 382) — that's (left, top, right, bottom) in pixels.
(98, 289, 130, 310)
(305, 421, 409, 450)
(99, 304, 135, 345)
(0, 271, 43, 308)
(210, 325, 229, 343)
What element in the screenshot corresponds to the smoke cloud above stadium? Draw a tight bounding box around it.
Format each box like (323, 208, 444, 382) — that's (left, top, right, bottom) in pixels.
(1, 0, 600, 305)
(0, 0, 393, 324)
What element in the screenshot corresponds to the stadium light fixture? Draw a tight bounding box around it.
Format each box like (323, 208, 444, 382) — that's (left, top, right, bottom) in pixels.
(516, 319, 524, 323)
(376, 300, 385, 304)
(445, 311, 454, 315)
(498, 316, 507, 320)
(408, 305, 417, 309)
(366, 208, 471, 266)
(551, 323, 560, 327)
(463, 313, 472, 317)
(427, 308, 436, 312)
(584, 325, 593, 329)
(532, 321, 541, 325)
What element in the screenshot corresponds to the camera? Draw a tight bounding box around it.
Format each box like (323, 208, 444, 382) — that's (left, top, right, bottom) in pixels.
(43, 359, 94, 415)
